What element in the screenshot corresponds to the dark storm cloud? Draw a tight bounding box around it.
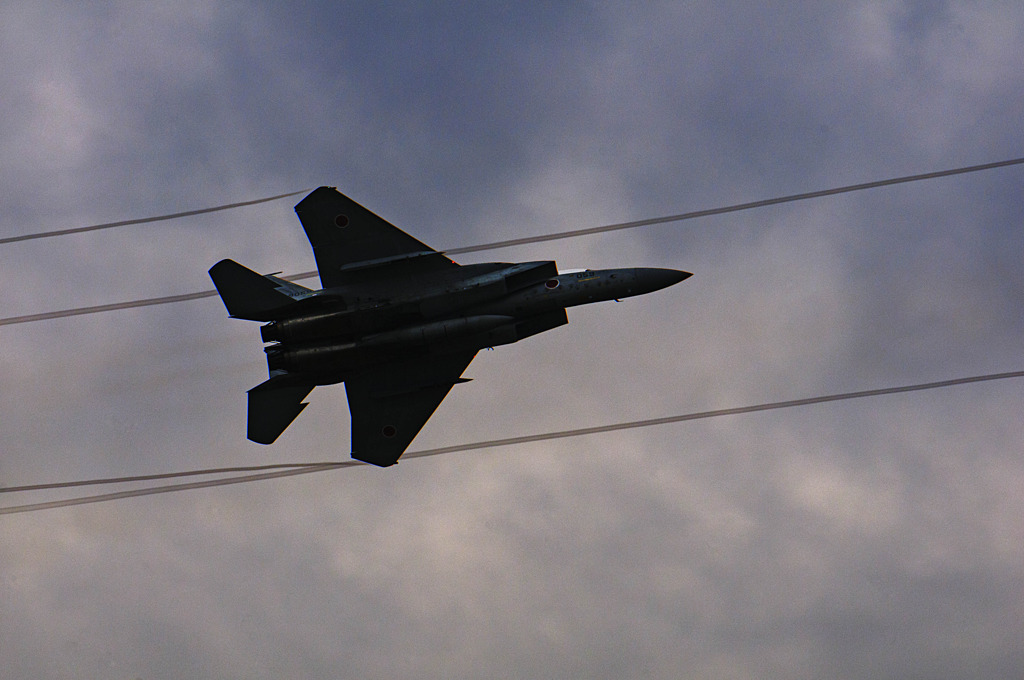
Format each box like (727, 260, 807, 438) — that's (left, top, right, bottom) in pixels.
(1, 2, 1022, 679)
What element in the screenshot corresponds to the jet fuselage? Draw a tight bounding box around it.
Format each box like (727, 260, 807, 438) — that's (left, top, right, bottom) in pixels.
(261, 266, 689, 382)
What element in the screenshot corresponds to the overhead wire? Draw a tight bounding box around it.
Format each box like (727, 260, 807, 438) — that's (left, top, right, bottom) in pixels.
(3, 370, 1020, 515)
(0, 189, 311, 245)
(445, 156, 1024, 254)
(1, 156, 1022, 327)
(2, 160, 1021, 513)
(0, 462, 331, 493)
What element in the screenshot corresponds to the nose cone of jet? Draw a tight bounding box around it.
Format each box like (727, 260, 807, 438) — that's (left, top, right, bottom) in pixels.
(638, 267, 692, 293)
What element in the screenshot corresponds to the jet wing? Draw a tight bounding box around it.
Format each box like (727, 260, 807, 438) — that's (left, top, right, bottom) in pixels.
(294, 187, 458, 288)
(345, 352, 476, 466)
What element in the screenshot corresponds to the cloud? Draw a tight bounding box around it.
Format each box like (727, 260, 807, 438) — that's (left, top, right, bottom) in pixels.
(1, 3, 1021, 679)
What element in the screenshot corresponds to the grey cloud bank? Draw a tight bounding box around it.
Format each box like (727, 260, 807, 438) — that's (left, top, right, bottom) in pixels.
(1, 3, 1021, 679)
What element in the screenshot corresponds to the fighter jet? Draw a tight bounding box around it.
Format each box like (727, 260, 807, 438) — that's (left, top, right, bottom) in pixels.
(209, 187, 690, 466)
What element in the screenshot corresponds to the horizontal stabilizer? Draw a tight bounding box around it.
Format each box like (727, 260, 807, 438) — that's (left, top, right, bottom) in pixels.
(247, 378, 315, 444)
(209, 259, 301, 321)
(264, 274, 314, 300)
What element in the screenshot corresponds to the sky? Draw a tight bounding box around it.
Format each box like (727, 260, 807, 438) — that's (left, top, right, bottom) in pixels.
(1, 2, 1022, 678)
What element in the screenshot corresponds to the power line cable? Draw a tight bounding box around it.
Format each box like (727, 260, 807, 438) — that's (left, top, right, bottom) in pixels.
(446, 156, 1024, 254)
(2, 156, 1022, 327)
(3, 370, 1019, 515)
(0, 464, 356, 515)
(0, 271, 313, 326)
(0, 189, 310, 246)
(0, 462, 330, 493)
(0, 289, 222, 325)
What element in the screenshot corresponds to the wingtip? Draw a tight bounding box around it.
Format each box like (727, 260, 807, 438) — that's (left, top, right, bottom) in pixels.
(350, 450, 401, 467)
